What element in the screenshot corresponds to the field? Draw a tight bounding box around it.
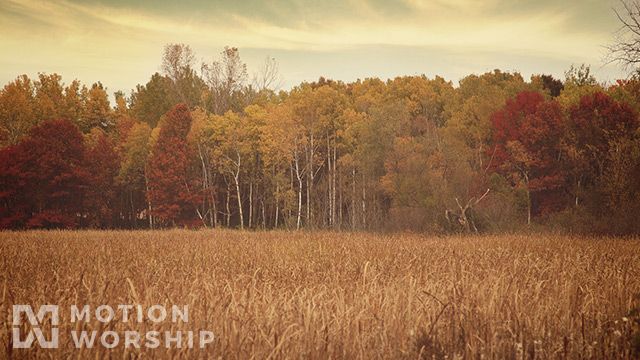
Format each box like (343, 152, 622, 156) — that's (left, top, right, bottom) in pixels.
(1, 231, 639, 359)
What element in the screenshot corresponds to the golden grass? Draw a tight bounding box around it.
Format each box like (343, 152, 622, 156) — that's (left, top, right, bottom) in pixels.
(1, 230, 639, 359)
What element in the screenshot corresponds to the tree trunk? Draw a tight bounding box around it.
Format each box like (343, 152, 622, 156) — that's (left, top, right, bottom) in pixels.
(145, 184, 153, 230)
(130, 192, 135, 229)
(338, 168, 343, 229)
(306, 173, 310, 228)
(294, 155, 304, 231)
(275, 182, 280, 228)
(332, 139, 337, 229)
(454, 189, 490, 234)
(455, 198, 472, 233)
(523, 172, 531, 225)
(197, 143, 209, 226)
(210, 172, 217, 227)
(261, 199, 266, 230)
(527, 189, 531, 225)
(225, 189, 231, 227)
(327, 135, 332, 228)
(308, 132, 315, 227)
(234, 173, 243, 230)
(362, 172, 366, 228)
(249, 181, 253, 229)
(297, 175, 303, 231)
(352, 168, 356, 230)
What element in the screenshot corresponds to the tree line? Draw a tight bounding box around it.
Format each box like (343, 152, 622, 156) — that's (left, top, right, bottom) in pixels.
(1, 44, 639, 234)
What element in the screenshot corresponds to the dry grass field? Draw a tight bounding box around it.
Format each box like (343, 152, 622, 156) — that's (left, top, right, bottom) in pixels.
(1, 230, 639, 359)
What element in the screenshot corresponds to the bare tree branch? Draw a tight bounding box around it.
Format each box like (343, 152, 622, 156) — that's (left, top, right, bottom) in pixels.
(606, 0, 640, 73)
(202, 47, 248, 115)
(252, 56, 285, 93)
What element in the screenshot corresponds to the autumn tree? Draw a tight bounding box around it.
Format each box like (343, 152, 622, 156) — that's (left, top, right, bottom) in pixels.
(131, 73, 175, 128)
(489, 91, 566, 223)
(119, 122, 153, 228)
(548, 90, 640, 233)
(62, 79, 86, 128)
(565, 91, 638, 201)
(111, 91, 136, 145)
(286, 84, 350, 228)
(241, 104, 268, 229)
(607, 77, 640, 118)
(384, 76, 453, 135)
(567, 92, 637, 178)
(161, 43, 204, 109)
(597, 135, 640, 233)
(556, 64, 602, 111)
(33, 73, 65, 122)
(443, 70, 536, 172)
(0, 75, 36, 145)
(381, 137, 436, 230)
(0, 119, 88, 229)
(261, 101, 308, 230)
(146, 103, 203, 227)
(530, 74, 564, 99)
(85, 129, 120, 228)
(188, 108, 218, 227)
(81, 83, 112, 133)
(433, 71, 542, 232)
(0, 145, 21, 226)
(204, 109, 257, 229)
(259, 103, 295, 229)
(351, 100, 410, 229)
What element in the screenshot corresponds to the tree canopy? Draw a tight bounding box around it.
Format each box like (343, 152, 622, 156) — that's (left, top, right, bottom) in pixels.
(1, 44, 639, 234)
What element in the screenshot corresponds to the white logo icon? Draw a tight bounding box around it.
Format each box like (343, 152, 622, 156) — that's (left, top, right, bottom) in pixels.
(12, 305, 59, 348)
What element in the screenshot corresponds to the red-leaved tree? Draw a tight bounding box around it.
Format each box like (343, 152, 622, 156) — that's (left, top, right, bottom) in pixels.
(85, 130, 120, 228)
(566, 91, 638, 180)
(0, 118, 88, 229)
(489, 91, 566, 222)
(564, 91, 639, 220)
(146, 103, 203, 227)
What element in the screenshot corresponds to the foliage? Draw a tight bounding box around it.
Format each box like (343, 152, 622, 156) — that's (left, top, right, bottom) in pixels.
(85, 129, 120, 228)
(489, 91, 566, 220)
(2, 44, 640, 234)
(0, 119, 88, 229)
(131, 73, 175, 128)
(146, 103, 203, 227)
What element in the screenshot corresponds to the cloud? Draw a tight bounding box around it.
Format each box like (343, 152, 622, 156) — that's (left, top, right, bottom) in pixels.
(223, 3, 604, 66)
(0, 0, 611, 54)
(0, 0, 626, 93)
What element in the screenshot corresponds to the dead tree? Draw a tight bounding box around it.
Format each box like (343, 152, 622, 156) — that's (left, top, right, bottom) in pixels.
(446, 188, 490, 234)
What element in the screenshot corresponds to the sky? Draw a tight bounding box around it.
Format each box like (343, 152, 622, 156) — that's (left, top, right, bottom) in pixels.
(0, 0, 630, 97)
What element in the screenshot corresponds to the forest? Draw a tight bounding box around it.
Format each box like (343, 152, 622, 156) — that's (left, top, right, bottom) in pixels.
(1, 44, 639, 234)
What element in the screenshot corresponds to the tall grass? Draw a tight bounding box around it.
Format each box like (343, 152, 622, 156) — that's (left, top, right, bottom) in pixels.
(1, 230, 639, 358)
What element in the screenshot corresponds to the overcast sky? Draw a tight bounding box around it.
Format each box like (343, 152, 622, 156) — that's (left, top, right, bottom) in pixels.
(0, 0, 629, 97)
